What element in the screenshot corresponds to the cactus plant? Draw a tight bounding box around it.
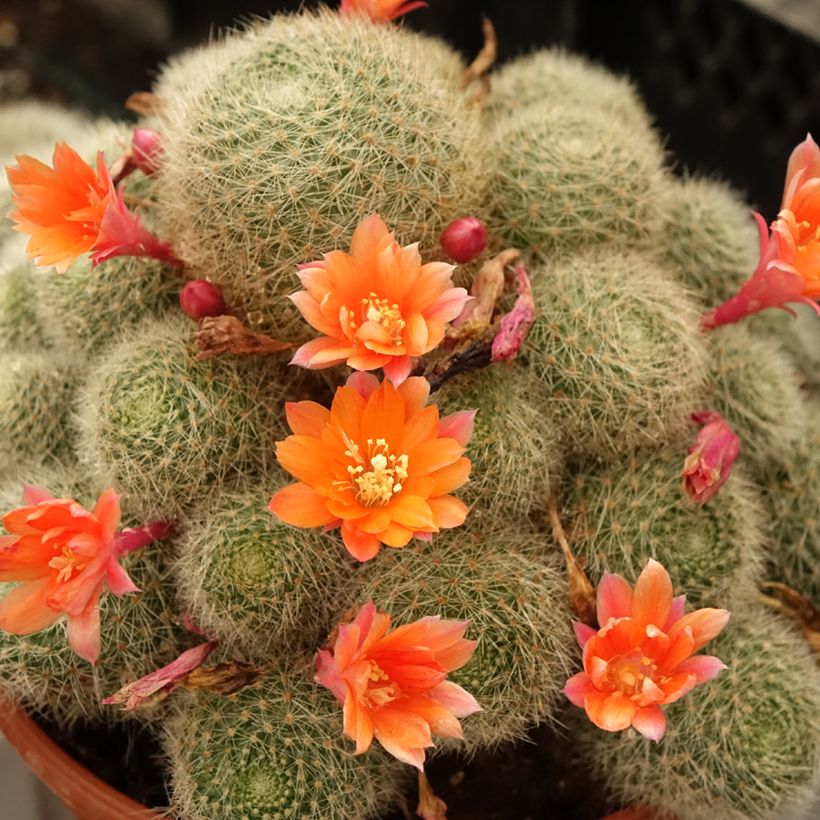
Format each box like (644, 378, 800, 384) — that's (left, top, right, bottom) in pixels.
(76, 315, 305, 517)
(173, 477, 360, 657)
(580, 604, 820, 820)
(164, 662, 408, 820)
(0, 245, 50, 352)
(565, 447, 765, 608)
(522, 246, 707, 457)
(360, 530, 575, 751)
(154, 10, 489, 336)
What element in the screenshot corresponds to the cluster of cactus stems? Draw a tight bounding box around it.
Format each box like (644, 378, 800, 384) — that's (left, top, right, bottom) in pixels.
(0, 5, 818, 820)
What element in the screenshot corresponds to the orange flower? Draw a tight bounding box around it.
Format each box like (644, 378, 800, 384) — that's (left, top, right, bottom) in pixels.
(339, 0, 428, 24)
(0, 486, 168, 664)
(269, 372, 473, 561)
(290, 214, 470, 385)
(315, 600, 480, 769)
(6, 144, 113, 273)
(563, 559, 730, 742)
(703, 134, 820, 328)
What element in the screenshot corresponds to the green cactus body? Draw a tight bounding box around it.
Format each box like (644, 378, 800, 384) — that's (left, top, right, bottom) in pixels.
(488, 49, 655, 138)
(0, 352, 77, 469)
(750, 304, 820, 392)
(164, 664, 407, 820)
(360, 530, 574, 751)
(581, 605, 820, 820)
(173, 479, 360, 657)
(0, 248, 50, 352)
(76, 315, 303, 518)
(655, 176, 759, 307)
(154, 11, 489, 336)
(566, 447, 764, 609)
(435, 365, 563, 519)
(762, 411, 820, 601)
(705, 323, 805, 475)
(488, 104, 665, 258)
(523, 248, 707, 457)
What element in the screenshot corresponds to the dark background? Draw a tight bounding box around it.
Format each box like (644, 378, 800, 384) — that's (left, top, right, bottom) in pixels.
(1, 0, 818, 215)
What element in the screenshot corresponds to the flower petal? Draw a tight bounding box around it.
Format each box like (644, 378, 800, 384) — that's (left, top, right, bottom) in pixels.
(668, 608, 730, 653)
(0, 579, 61, 634)
(585, 691, 637, 732)
(563, 671, 595, 708)
(269, 483, 336, 528)
(631, 705, 666, 742)
(66, 599, 101, 665)
(631, 559, 673, 629)
(341, 522, 381, 562)
(674, 654, 727, 684)
(596, 571, 634, 626)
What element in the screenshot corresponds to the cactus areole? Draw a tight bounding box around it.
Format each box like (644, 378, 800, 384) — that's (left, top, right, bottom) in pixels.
(0, 5, 818, 820)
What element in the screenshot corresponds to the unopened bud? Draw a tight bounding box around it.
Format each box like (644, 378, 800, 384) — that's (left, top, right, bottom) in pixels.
(682, 411, 740, 504)
(131, 128, 163, 175)
(440, 217, 487, 263)
(180, 280, 226, 321)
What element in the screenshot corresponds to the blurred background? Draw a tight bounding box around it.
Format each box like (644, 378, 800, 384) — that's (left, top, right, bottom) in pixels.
(0, 0, 819, 215)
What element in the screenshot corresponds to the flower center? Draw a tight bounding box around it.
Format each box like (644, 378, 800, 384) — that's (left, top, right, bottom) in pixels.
(795, 218, 820, 254)
(362, 660, 400, 709)
(362, 292, 406, 346)
(341, 435, 409, 507)
(48, 546, 87, 584)
(608, 651, 658, 700)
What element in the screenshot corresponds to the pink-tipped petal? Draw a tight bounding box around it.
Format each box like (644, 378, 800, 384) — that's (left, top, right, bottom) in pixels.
(597, 571, 634, 626)
(21, 484, 55, 505)
(345, 371, 382, 399)
(66, 600, 101, 665)
(382, 355, 413, 386)
(438, 410, 476, 447)
(631, 705, 667, 742)
(429, 680, 481, 718)
(563, 672, 594, 708)
(106, 559, 140, 596)
(573, 621, 597, 648)
(632, 559, 673, 630)
(675, 654, 728, 684)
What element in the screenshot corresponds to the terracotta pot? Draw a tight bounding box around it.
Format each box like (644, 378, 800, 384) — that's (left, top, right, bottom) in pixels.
(0, 694, 161, 820)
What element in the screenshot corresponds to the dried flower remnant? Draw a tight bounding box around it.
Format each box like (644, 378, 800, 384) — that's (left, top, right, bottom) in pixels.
(563, 559, 730, 742)
(269, 373, 473, 561)
(491, 264, 536, 362)
(339, 0, 428, 24)
(0, 486, 171, 664)
(6, 145, 112, 273)
(315, 600, 480, 769)
(681, 412, 740, 504)
(440, 217, 487, 263)
(703, 134, 820, 329)
(290, 213, 469, 385)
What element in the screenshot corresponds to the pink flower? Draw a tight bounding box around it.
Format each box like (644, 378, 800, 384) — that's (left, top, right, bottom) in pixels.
(90, 188, 181, 268)
(290, 214, 469, 385)
(491, 263, 536, 362)
(130, 128, 163, 176)
(0, 486, 170, 664)
(681, 412, 740, 504)
(563, 559, 730, 742)
(703, 134, 820, 328)
(339, 0, 428, 24)
(103, 640, 219, 710)
(316, 601, 480, 769)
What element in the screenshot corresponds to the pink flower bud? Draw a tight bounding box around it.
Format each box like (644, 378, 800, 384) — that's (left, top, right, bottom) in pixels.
(682, 412, 740, 504)
(180, 280, 226, 321)
(440, 217, 487, 263)
(131, 128, 163, 175)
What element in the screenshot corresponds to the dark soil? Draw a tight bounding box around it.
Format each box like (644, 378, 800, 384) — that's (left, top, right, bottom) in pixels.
(36, 709, 611, 819)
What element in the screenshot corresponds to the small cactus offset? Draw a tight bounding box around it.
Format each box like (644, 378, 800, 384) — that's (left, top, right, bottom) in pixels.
(0, 4, 819, 820)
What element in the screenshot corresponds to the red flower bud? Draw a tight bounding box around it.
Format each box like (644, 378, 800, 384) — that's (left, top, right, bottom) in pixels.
(440, 217, 487, 263)
(131, 128, 163, 175)
(180, 280, 226, 321)
(682, 412, 740, 504)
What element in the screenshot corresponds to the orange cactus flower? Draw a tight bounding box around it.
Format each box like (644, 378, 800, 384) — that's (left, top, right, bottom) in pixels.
(0, 486, 170, 664)
(269, 372, 473, 562)
(339, 0, 428, 24)
(703, 133, 820, 328)
(315, 600, 480, 769)
(5, 144, 113, 273)
(563, 559, 730, 742)
(290, 214, 470, 385)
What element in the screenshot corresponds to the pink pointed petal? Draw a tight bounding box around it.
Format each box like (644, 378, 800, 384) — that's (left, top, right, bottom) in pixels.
(573, 621, 597, 648)
(103, 640, 219, 710)
(632, 559, 673, 629)
(382, 355, 413, 386)
(345, 371, 382, 399)
(674, 655, 727, 684)
(106, 559, 140, 596)
(66, 600, 101, 665)
(438, 410, 476, 447)
(22, 485, 55, 505)
(397, 376, 431, 415)
(563, 671, 595, 708)
(631, 705, 667, 742)
(664, 595, 686, 630)
(669, 608, 731, 653)
(114, 520, 174, 554)
(596, 571, 634, 626)
(429, 680, 481, 717)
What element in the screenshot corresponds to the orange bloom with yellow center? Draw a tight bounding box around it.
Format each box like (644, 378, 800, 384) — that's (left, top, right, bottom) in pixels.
(6, 144, 113, 273)
(269, 372, 473, 561)
(290, 214, 470, 385)
(316, 600, 480, 769)
(563, 559, 730, 742)
(0, 486, 137, 665)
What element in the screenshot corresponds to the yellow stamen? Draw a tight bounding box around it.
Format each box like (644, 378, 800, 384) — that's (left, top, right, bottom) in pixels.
(362, 291, 406, 346)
